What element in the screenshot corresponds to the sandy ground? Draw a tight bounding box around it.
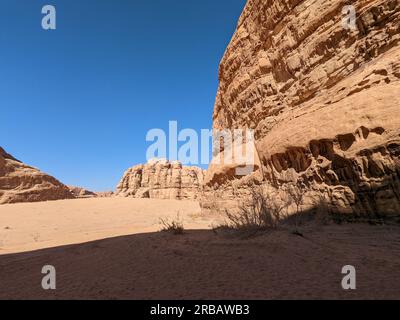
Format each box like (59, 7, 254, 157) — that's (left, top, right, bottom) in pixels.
(0, 198, 399, 300)
(0, 198, 218, 255)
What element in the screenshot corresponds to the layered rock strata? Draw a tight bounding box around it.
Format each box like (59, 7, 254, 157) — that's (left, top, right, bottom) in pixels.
(203, 0, 400, 216)
(0, 147, 74, 204)
(116, 159, 205, 200)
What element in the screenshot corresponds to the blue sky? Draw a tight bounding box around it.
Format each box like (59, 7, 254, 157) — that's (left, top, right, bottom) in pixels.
(0, 0, 246, 191)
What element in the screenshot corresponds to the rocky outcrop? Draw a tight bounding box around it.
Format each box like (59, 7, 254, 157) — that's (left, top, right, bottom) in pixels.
(96, 191, 114, 198)
(203, 0, 400, 216)
(68, 186, 97, 198)
(68, 186, 115, 198)
(116, 159, 205, 200)
(0, 147, 74, 204)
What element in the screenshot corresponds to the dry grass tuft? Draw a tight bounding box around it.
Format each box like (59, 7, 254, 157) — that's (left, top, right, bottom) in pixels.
(159, 213, 185, 235)
(220, 185, 289, 235)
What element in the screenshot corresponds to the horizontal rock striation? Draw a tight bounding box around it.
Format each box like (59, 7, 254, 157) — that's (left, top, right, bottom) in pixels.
(116, 159, 205, 200)
(203, 0, 400, 216)
(0, 147, 74, 204)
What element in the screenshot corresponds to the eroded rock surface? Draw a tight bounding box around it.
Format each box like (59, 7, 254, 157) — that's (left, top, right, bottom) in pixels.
(116, 159, 205, 200)
(203, 0, 400, 216)
(68, 186, 97, 198)
(0, 147, 74, 204)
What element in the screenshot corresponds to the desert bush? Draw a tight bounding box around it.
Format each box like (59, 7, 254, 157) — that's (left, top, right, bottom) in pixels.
(159, 213, 185, 235)
(286, 186, 307, 235)
(222, 185, 288, 233)
(313, 194, 333, 225)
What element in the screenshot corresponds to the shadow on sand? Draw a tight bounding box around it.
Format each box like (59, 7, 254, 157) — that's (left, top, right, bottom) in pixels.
(0, 225, 399, 300)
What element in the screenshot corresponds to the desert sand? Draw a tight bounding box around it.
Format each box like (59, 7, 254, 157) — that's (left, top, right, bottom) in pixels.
(0, 198, 217, 255)
(0, 198, 399, 300)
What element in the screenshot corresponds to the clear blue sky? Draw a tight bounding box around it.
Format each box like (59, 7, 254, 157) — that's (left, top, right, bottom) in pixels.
(0, 0, 246, 191)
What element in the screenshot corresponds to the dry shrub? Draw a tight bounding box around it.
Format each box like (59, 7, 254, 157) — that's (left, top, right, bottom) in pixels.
(287, 186, 306, 235)
(313, 194, 333, 225)
(159, 213, 185, 235)
(223, 185, 288, 233)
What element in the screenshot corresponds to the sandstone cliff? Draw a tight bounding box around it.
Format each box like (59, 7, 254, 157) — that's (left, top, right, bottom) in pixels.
(0, 147, 74, 204)
(96, 191, 115, 198)
(116, 159, 205, 200)
(68, 186, 97, 198)
(67, 186, 114, 198)
(203, 0, 400, 216)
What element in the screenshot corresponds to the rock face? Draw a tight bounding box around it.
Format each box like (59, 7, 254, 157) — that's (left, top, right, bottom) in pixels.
(116, 159, 205, 200)
(68, 186, 114, 198)
(0, 147, 74, 204)
(68, 186, 97, 198)
(96, 191, 114, 198)
(203, 0, 400, 216)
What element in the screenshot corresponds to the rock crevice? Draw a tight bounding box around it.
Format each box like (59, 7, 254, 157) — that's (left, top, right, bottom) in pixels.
(203, 0, 400, 216)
